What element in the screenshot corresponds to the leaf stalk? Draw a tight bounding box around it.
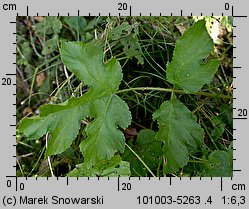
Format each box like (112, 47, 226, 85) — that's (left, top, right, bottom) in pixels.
(125, 143, 156, 177)
(117, 87, 232, 99)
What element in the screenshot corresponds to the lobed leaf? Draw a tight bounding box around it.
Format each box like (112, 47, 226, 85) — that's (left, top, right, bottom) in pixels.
(166, 20, 220, 93)
(67, 155, 130, 177)
(153, 96, 204, 173)
(18, 97, 89, 157)
(18, 42, 131, 166)
(60, 42, 122, 96)
(80, 94, 131, 166)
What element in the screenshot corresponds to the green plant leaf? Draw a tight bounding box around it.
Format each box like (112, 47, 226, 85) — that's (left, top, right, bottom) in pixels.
(67, 155, 130, 177)
(166, 20, 220, 93)
(35, 17, 62, 35)
(18, 42, 131, 167)
(153, 96, 204, 173)
(135, 129, 162, 171)
(42, 35, 58, 55)
(109, 22, 131, 40)
(60, 42, 122, 95)
(18, 97, 90, 157)
(211, 115, 226, 142)
(120, 33, 144, 65)
(80, 94, 131, 166)
(122, 129, 162, 176)
(201, 149, 233, 176)
(63, 16, 87, 34)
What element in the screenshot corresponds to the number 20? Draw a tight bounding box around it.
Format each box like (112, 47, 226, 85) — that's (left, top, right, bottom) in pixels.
(118, 3, 128, 10)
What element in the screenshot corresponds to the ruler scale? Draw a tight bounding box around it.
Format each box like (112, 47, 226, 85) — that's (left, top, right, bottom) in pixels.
(0, 0, 248, 208)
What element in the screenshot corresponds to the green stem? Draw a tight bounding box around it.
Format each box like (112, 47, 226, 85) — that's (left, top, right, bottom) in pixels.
(29, 67, 39, 106)
(188, 160, 209, 164)
(190, 154, 209, 163)
(125, 143, 156, 177)
(52, 74, 74, 97)
(198, 112, 219, 150)
(116, 87, 232, 100)
(28, 145, 46, 177)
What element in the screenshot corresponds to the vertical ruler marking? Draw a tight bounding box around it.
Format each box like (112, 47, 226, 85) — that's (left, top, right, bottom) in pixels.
(220, 177, 223, 191)
(117, 177, 120, 191)
(26, 6, 29, 16)
(15, 176, 18, 191)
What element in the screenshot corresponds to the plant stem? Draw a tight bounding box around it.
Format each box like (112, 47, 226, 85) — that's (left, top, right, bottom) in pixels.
(198, 112, 219, 150)
(45, 133, 55, 177)
(117, 87, 232, 99)
(28, 146, 46, 177)
(188, 160, 209, 164)
(125, 143, 156, 177)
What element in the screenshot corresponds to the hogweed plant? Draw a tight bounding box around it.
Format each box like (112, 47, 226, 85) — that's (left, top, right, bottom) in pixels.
(18, 19, 233, 177)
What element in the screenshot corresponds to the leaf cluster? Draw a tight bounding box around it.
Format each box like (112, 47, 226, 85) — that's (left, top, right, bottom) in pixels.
(16, 17, 233, 177)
